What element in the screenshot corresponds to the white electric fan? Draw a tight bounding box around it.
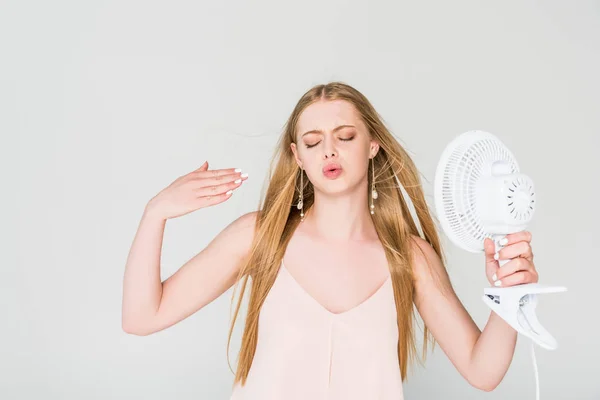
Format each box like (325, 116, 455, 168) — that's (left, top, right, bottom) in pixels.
(433, 130, 567, 399)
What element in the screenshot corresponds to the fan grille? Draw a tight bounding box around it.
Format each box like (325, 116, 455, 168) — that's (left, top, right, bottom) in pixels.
(437, 131, 519, 252)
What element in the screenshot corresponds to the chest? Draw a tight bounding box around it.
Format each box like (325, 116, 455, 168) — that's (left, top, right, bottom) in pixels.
(282, 234, 391, 316)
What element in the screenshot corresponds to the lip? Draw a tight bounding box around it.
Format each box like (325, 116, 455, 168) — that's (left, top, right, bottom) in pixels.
(322, 163, 343, 179)
(323, 169, 343, 179)
(322, 163, 342, 173)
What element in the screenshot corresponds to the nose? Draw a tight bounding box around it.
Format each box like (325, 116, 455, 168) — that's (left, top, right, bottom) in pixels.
(322, 138, 337, 159)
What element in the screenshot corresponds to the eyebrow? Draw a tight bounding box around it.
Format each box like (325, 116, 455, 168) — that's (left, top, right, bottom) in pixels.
(301, 124, 355, 138)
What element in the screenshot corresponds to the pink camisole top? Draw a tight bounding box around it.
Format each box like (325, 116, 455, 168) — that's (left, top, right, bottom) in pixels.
(229, 260, 404, 400)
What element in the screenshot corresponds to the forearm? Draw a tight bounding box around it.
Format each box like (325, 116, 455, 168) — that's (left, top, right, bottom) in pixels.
(468, 310, 518, 391)
(121, 202, 166, 333)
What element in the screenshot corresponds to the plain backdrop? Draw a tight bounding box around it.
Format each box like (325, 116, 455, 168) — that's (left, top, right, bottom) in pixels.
(2, 1, 599, 399)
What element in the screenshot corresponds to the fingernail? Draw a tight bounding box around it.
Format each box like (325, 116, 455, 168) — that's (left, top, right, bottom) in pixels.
(494, 280, 502, 287)
(226, 190, 233, 195)
(234, 179, 242, 184)
(494, 252, 499, 261)
(241, 173, 248, 178)
(234, 168, 242, 172)
(492, 273, 497, 281)
(499, 237, 508, 246)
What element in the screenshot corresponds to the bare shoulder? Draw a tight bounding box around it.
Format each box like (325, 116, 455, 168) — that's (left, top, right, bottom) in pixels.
(193, 209, 260, 283)
(408, 234, 440, 270)
(408, 234, 452, 296)
(210, 209, 260, 253)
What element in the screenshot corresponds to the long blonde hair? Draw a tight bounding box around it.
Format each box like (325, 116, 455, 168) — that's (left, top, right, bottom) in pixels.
(226, 81, 450, 387)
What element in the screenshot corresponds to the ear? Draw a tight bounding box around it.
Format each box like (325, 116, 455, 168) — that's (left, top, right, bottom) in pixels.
(370, 141, 380, 159)
(290, 142, 303, 169)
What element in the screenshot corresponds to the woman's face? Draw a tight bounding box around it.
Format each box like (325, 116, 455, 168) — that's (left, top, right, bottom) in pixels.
(290, 99, 379, 194)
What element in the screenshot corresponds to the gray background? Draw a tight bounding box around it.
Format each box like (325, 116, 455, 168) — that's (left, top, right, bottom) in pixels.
(2, 1, 598, 399)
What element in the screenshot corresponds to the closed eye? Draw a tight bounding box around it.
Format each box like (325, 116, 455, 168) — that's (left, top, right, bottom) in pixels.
(305, 136, 355, 149)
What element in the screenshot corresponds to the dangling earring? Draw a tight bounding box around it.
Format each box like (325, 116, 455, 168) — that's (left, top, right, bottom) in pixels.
(370, 157, 378, 215)
(297, 167, 304, 222)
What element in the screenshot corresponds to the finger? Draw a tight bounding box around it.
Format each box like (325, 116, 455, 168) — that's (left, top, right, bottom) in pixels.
(195, 161, 209, 171)
(484, 238, 499, 265)
(496, 241, 532, 261)
(195, 167, 243, 178)
(195, 176, 245, 197)
(194, 171, 248, 188)
(197, 188, 235, 206)
(487, 263, 499, 286)
(493, 257, 532, 281)
(501, 230, 532, 246)
(483, 238, 499, 283)
(493, 270, 536, 287)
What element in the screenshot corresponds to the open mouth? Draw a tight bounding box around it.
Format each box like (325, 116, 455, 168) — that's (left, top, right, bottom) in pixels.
(322, 163, 342, 173)
(322, 164, 343, 178)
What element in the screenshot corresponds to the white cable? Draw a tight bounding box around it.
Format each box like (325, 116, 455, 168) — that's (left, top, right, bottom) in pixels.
(531, 340, 539, 400)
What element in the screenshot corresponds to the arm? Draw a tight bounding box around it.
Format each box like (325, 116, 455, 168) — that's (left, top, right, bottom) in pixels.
(410, 235, 516, 392)
(121, 203, 167, 334)
(121, 206, 258, 336)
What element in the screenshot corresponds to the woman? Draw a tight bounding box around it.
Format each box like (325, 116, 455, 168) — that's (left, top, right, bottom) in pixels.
(122, 82, 539, 399)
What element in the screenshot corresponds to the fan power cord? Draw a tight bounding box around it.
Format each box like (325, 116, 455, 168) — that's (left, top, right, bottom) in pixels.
(531, 339, 539, 400)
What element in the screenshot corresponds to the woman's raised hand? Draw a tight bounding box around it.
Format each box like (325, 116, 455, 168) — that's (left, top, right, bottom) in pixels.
(147, 161, 248, 220)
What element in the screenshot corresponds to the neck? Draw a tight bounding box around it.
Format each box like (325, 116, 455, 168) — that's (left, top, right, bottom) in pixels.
(303, 179, 376, 242)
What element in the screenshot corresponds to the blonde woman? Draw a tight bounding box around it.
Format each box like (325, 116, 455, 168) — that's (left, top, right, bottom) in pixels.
(122, 82, 539, 399)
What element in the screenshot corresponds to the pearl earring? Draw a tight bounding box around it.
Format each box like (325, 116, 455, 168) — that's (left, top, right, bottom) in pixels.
(370, 157, 378, 215)
(297, 168, 304, 221)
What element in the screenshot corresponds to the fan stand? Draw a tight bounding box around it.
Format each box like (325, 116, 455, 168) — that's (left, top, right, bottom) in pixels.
(483, 235, 567, 350)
